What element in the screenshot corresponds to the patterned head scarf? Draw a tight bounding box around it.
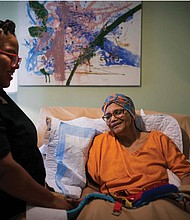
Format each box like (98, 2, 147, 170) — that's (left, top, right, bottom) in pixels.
(102, 93, 136, 118)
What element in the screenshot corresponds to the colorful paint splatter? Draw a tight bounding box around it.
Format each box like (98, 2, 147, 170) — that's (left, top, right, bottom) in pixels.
(18, 1, 142, 86)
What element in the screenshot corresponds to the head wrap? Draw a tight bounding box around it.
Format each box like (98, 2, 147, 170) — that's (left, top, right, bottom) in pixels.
(102, 93, 136, 118)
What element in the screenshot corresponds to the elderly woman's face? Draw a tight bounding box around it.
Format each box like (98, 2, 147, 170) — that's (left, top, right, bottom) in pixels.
(0, 32, 19, 88)
(105, 103, 133, 135)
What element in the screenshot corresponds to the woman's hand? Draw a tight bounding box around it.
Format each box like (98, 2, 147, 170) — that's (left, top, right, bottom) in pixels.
(52, 192, 81, 210)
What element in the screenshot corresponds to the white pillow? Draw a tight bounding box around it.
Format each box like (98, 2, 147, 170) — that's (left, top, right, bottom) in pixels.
(135, 114, 183, 152)
(41, 116, 108, 199)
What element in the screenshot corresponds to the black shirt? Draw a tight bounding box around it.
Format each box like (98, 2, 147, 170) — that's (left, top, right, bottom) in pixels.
(0, 88, 46, 219)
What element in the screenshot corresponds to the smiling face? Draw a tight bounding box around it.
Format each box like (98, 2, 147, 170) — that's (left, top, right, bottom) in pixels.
(0, 32, 19, 88)
(105, 103, 134, 136)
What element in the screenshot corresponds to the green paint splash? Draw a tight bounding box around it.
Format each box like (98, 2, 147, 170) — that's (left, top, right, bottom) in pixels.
(66, 3, 142, 86)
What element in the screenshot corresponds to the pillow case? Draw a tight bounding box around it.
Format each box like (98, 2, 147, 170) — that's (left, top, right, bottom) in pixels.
(41, 116, 108, 199)
(135, 114, 183, 152)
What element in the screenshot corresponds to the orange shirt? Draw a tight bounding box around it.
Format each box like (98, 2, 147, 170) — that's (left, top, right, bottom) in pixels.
(87, 130, 190, 194)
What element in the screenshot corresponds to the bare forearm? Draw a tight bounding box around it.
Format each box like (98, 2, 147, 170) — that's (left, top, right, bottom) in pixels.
(0, 153, 73, 209)
(0, 160, 58, 206)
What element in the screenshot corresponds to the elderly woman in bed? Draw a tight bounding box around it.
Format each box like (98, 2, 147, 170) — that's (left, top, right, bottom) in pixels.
(77, 93, 190, 220)
(0, 19, 79, 219)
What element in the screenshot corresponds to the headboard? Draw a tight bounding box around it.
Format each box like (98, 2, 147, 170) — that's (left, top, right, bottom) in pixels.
(36, 106, 190, 160)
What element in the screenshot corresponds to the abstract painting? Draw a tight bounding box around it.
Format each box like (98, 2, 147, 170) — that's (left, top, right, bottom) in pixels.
(18, 1, 142, 86)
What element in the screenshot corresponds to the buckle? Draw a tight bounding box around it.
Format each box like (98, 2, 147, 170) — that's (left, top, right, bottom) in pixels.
(112, 201, 122, 216)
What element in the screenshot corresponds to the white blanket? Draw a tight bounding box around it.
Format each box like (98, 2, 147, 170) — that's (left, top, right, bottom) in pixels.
(27, 205, 67, 220)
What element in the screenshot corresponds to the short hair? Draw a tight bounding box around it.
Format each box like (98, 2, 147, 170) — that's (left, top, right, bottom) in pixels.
(0, 19, 16, 36)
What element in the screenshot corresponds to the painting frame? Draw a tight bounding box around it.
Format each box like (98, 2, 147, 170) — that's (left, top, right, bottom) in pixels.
(18, 1, 142, 87)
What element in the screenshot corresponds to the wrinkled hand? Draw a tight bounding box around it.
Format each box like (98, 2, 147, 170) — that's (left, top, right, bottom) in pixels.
(178, 185, 190, 213)
(67, 197, 82, 209)
(52, 192, 81, 210)
(179, 185, 190, 196)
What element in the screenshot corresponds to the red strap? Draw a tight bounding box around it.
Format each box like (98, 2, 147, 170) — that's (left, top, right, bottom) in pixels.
(125, 191, 144, 202)
(112, 201, 122, 216)
(134, 191, 144, 201)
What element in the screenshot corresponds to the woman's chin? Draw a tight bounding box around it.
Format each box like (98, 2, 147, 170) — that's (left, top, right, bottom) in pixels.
(4, 82, 11, 88)
(111, 126, 124, 135)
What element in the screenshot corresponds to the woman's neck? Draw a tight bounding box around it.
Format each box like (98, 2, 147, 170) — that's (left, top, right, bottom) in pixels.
(116, 126, 141, 147)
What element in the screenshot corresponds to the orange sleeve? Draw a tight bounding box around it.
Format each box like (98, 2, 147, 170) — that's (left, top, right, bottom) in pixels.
(87, 134, 103, 185)
(158, 132, 190, 179)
